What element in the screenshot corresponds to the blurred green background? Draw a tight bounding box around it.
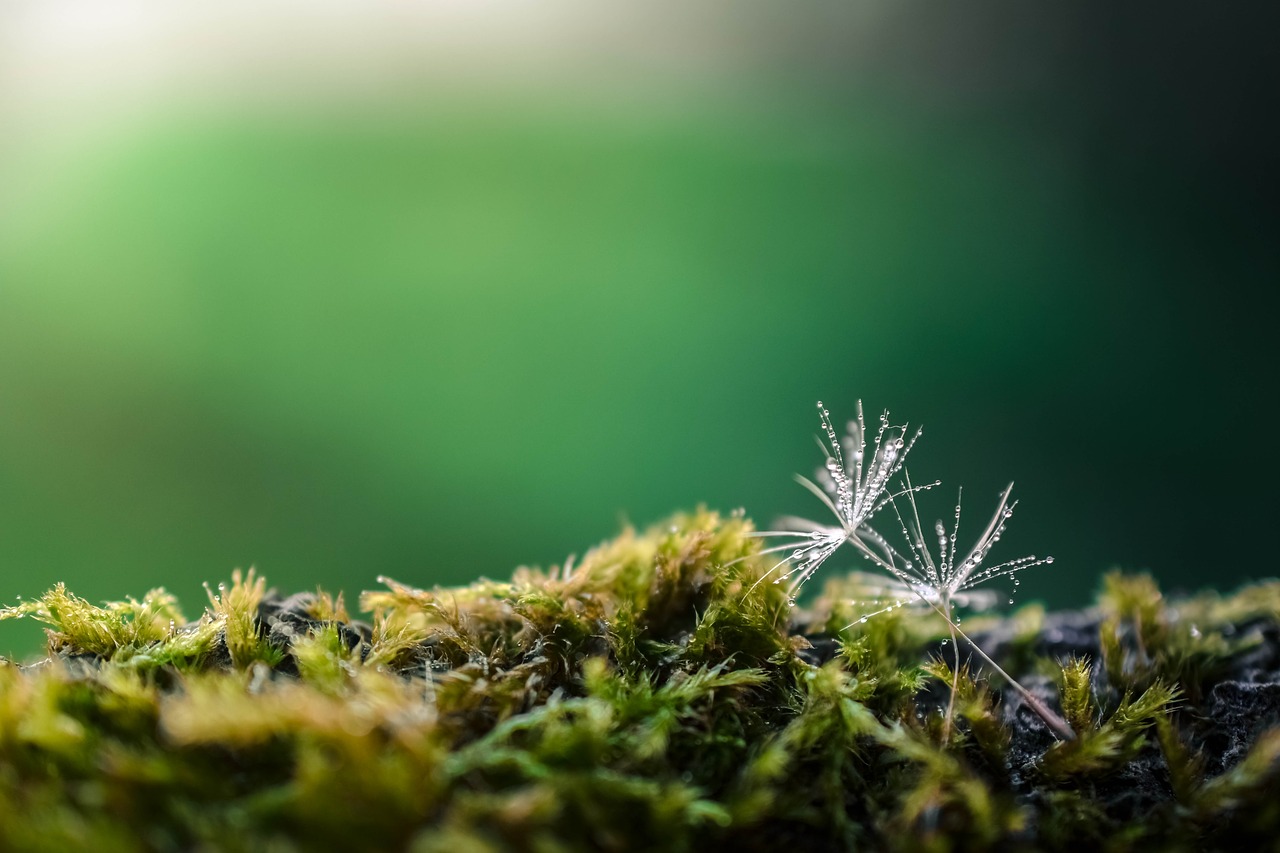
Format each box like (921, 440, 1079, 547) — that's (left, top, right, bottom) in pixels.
(2, 2, 1276, 658)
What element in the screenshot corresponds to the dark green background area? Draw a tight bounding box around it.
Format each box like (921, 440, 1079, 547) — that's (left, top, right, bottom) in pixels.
(1, 5, 1275, 659)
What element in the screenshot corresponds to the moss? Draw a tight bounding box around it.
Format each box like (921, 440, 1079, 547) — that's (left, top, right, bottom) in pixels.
(2, 508, 1279, 851)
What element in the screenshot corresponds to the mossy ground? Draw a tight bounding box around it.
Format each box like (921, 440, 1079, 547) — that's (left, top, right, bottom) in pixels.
(2, 509, 1279, 852)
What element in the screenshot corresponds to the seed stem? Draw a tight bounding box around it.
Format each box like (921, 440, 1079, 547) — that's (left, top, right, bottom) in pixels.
(931, 602, 1076, 742)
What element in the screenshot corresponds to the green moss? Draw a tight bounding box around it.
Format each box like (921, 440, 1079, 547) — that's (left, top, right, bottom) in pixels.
(1039, 657, 1177, 779)
(2, 509, 1279, 851)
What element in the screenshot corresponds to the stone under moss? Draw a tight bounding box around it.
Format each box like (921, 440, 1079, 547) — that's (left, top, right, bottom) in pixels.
(1, 509, 1278, 852)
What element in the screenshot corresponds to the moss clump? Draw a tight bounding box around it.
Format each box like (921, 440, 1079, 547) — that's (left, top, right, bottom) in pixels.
(2, 509, 1279, 851)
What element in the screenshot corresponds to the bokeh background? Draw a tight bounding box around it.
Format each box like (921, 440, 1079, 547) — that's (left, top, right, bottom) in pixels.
(2, 1, 1276, 658)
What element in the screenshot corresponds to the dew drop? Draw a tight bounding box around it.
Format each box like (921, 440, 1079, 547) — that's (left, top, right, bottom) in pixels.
(787, 597, 797, 607)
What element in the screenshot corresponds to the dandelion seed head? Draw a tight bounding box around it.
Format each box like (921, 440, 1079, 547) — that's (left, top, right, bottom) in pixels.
(759, 400, 1076, 741)
(750, 401, 930, 598)
(752, 401, 1054, 625)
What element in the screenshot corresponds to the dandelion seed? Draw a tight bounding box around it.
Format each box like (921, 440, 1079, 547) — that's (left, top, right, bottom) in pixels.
(751, 400, 1075, 741)
(748, 401, 935, 600)
(847, 481, 1054, 621)
(847, 479, 1073, 740)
